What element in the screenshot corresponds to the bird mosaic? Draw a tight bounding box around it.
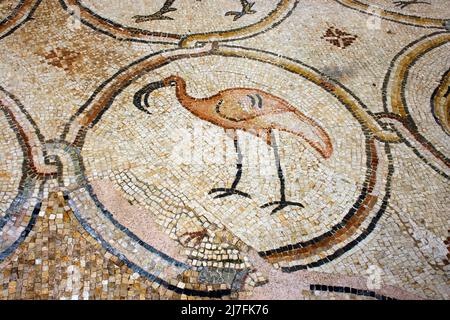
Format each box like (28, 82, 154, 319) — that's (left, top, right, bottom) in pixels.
(133, 76, 333, 214)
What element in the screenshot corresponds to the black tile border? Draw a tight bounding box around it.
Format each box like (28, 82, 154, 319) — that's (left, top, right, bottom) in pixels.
(0, 199, 42, 262)
(309, 284, 397, 300)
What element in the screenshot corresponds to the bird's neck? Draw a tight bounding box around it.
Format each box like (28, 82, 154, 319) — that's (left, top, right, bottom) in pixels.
(175, 79, 200, 113)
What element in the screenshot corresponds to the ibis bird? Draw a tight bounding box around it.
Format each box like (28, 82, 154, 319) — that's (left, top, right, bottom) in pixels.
(133, 75, 333, 214)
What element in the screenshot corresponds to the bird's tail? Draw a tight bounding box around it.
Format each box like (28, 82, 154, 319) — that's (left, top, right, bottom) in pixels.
(275, 109, 333, 159)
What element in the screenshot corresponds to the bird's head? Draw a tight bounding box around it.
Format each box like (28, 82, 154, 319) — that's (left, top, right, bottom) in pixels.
(162, 75, 183, 88)
(133, 75, 184, 115)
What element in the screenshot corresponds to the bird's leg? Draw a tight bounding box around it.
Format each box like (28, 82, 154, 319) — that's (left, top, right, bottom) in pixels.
(260, 130, 304, 215)
(225, 0, 257, 21)
(209, 135, 251, 199)
(133, 0, 177, 23)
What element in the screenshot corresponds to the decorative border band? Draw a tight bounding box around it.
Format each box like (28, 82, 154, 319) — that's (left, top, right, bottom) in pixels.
(0, 0, 41, 40)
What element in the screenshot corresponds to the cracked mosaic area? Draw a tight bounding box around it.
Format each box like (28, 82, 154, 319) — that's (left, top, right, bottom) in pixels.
(0, 0, 449, 300)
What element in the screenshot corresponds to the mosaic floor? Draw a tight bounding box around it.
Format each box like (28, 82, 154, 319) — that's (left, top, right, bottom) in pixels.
(0, 0, 449, 300)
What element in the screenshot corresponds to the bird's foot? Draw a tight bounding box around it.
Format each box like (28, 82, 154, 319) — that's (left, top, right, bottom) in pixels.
(208, 188, 251, 199)
(260, 200, 304, 215)
(225, 11, 243, 21)
(393, 1, 430, 9)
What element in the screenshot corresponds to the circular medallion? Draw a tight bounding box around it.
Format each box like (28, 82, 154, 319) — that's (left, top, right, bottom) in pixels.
(81, 51, 392, 271)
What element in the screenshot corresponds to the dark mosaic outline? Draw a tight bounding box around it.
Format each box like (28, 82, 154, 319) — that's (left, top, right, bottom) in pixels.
(430, 69, 450, 137)
(309, 284, 397, 300)
(0, 0, 42, 41)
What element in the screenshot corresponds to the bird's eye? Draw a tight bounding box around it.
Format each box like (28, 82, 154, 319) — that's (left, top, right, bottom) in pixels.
(170, 81, 176, 87)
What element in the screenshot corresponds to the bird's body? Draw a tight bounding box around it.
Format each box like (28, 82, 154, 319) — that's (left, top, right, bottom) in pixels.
(133, 75, 333, 214)
(173, 84, 332, 159)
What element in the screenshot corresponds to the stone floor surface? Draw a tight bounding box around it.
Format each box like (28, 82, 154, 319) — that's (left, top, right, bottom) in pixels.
(0, 0, 449, 300)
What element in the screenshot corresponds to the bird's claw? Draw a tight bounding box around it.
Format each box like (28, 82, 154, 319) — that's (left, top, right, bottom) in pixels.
(260, 201, 304, 215)
(208, 188, 251, 199)
(392, 1, 430, 9)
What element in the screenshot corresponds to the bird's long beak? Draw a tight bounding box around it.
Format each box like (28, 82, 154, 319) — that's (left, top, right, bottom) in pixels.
(133, 80, 165, 115)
